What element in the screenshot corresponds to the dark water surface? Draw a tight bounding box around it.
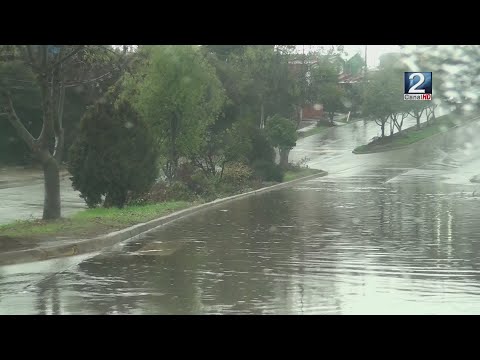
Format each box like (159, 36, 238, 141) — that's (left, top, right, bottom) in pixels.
(2, 113, 480, 314)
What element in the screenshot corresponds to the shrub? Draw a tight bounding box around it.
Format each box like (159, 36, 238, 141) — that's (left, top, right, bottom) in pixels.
(165, 181, 195, 201)
(127, 181, 167, 205)
(175, 162, 196, 184)
(68, 92, 159, 209)
(251, 159, 284, 182)
(248, 128, 275, 164)
(189, 171, 217, 197)
(265, 114, 297, 168)
(221, 162, 253, 186)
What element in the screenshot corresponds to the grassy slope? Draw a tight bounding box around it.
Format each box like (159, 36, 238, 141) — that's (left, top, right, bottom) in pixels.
(353, 114, 457, 154)
(283, 167, 322, 182)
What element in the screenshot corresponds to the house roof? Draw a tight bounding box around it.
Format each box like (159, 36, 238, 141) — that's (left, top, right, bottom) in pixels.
(338, 73, 365, 84)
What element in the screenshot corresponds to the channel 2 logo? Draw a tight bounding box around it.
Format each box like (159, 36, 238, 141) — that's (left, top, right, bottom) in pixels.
(404, 72, 432, 101)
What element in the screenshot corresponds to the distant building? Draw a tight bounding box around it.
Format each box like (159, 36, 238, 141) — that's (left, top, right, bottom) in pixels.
(288, 53, 367, 121)
(302, 104, 324, 120)
(338, 73, 365, 84)
(343, 53, 365, 76)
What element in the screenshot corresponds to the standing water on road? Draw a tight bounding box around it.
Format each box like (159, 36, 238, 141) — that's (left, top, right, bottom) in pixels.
(2, 45, 480, 315)
(2, 115, 480, 314)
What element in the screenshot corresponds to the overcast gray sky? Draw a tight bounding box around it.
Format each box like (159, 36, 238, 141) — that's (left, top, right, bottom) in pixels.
(344, 45, 401, 68)
(298, 45, 401, 69)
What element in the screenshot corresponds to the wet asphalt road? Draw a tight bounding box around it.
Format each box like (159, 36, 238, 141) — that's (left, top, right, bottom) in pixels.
(3, 110, 480, 314)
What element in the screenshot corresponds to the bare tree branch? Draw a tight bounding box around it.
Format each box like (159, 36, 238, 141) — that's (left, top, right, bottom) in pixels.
(26, 45, 40, 72)
(93, 45, 126, 58)
(63, 71, 112, 88)
(18, 45, 30, 63)
(37, 74, 55, 144)
(41, 45, 47, 70)
(0, 91, 35, 150)
(374, 118, 385, 126)
(53, 83, 65, 162)
(3, 46, 134, 91)
(0, 78, 36, 84)
(50, 46, 85, 70)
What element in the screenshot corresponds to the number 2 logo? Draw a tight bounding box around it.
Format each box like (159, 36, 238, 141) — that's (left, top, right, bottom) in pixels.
(409, 73, 426, 94)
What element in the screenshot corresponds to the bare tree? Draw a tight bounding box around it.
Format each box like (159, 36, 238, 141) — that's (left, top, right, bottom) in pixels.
(0, 45, 131, 219)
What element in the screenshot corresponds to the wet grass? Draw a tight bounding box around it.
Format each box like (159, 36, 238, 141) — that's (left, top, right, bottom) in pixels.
(0, 201, 191, 240)
(284, 168, 322, 182)
(353, 114, 459, 154)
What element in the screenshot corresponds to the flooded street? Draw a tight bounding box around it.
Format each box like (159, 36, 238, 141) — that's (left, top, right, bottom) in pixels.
(0, 168, 85, 225)
(3, 114, 480, 314)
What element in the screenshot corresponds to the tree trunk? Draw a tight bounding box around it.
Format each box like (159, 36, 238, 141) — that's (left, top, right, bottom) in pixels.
(381, 122, 385, 138)
(2, 45, 127, 221)
(104, 189, 126, 208)
(170, 115, 178, 179)
(219, 161, 226, 180)
(104, 193, 113, 208)
(426, 106, 436, 124)
(41, 153, 61, 220)
(260, 102, 265, 129)
(294, 105, 302, 129)
(279, 148, 290, 168)
(394, 117, 402, 134)
(416, 115, 421, 130)
(329, 112, 335, 125)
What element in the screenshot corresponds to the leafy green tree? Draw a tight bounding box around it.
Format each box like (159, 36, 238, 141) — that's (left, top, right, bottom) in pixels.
(288, 50, 345, 126)
(193, 46, 287, 175)
(344, 82, 364, 117)
(319, 82, 346, 124)
(68, 90, 158, 208)
(379, 53, 410, 134)
(127, 45, 225, 181)
(362, 71, 394, 138)
(230, 46, 293, 128)
(202, 45, 247, 61)
(363, 57, 410, 138)
(265, 114, 297, 168)
(190, 122, 253, 179)
(407, 101, 429, 130)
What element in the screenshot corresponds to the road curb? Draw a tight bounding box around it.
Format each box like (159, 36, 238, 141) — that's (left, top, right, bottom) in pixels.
(0, 170, 327, 266)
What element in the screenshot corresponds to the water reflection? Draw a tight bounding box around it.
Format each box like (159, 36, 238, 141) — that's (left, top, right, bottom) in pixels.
(3, 168, 479, 314)
(36, 277, 61, 315)
(3, 115, 480, 314)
